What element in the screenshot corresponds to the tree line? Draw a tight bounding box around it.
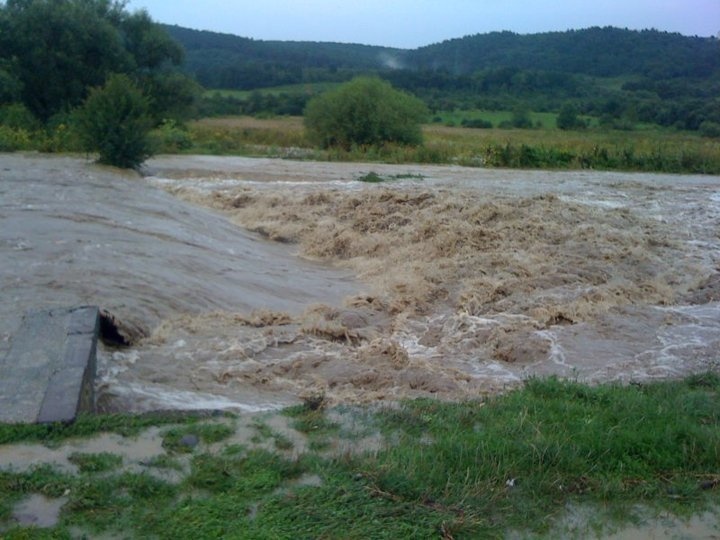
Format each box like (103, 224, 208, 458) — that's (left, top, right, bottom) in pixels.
(170, 24, 720, 134)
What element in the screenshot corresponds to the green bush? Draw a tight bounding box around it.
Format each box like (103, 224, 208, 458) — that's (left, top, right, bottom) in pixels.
(461, 118, 493, 129)
(75, 74, 153, 169)
(0, 125, 32, 151)
(0, 103, 40, 131)
(304, 76, 428, 149)
(151, 119, 193, 152)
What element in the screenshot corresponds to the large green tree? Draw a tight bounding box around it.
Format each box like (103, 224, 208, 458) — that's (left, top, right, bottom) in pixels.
(304, 77, 427, 149)
(0, 0, 191, 122)
(75, 73, 152, 169)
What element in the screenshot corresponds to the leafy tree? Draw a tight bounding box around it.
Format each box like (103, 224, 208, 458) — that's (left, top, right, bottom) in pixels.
(1, 0, 128, 120)
(0, 0, 189, 122)
(304, 77, 427, 149)
(75, 74, 153, 169)
(556, 103, 586, 130)
(0, 59, 22, 104)
(140, 70, 202, 122)
(0, 103, 40, 130)
(511, 104, 533, 129)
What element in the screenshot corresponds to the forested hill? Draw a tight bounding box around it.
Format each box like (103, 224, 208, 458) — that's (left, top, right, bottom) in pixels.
(165, 24, 719, 89)
(162, 25, 405, 89)
(167, 24, 719, 131)
(409, 27, 719, 79)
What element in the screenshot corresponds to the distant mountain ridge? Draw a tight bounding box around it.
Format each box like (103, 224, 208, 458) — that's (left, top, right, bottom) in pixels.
(411, 27, 718, 79)
(164, 24, 719, 89)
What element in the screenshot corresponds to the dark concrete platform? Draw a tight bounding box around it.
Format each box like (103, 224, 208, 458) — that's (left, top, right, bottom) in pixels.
(0, 306, 99, 424)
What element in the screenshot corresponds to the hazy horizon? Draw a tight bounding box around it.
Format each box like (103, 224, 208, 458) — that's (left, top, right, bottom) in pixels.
(126, 0, 719, 48)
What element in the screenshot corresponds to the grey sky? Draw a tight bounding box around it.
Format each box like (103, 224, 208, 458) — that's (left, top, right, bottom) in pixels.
(126, 0, 720, 48)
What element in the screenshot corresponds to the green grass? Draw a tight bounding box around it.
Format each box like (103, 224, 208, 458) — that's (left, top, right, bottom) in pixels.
(161, 421, 236, 453)
(284, 405, 339, 434)
(355, 171, 425, 183)
(0, 411, 219, 446)
(1, 374, 719, 538)
(250, 420, 295, 451)
(68, 452, 123, 473)
(434, 109, 560, 129)
(370, 373, 720, 536)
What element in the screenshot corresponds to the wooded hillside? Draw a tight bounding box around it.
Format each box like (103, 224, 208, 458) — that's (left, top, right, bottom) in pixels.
(166, 25, 720, 132)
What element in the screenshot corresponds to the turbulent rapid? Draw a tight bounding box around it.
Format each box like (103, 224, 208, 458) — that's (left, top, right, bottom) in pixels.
(2, 154, 719, 412)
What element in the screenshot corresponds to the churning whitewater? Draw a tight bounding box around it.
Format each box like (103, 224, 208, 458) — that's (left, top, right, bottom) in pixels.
(2, 154, 719, 412)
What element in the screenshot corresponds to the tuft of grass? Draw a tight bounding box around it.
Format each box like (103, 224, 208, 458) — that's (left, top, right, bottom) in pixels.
(356, 171, 385, 183)
(68, 452, 123, 474)
(143, 454, 184, 471)
(356, 171, 426, 183)
(284, 407, 340, 437)
(0, 412, 221, 446)
(250, 421, 295, 451)
(162, 422, 236, 453)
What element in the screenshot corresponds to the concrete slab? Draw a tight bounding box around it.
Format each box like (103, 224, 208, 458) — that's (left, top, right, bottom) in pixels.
(0, 306, 99, 424)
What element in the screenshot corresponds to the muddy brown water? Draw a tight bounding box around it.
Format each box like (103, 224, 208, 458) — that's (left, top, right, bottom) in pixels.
(2, 153, 719, 412)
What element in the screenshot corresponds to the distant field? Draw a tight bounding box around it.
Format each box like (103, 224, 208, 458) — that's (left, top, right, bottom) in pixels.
(432, 110, 560, 129)
(204, 82, 342, 99)
(205, 87, 561, 129)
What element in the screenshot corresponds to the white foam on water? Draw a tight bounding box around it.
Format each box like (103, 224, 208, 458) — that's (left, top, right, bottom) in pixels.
(109, 382, 288, 413)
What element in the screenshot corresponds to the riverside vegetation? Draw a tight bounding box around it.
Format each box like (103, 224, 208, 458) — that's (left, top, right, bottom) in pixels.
(2, 111, 718, 174)
(165, 115, 720, 174)
(1, 374, 719, 538)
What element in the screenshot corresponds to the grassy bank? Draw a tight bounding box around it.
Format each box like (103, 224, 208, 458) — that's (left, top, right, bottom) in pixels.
(174, 116, 720, 175)
(1, 374, 719, 538)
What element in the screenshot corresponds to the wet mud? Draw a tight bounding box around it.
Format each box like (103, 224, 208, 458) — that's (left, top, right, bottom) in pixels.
(2, 154, 719, 411)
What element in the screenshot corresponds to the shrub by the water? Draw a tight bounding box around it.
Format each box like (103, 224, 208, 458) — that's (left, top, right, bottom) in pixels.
(304, 76, 428, 149)
(75, 74, 153, 169)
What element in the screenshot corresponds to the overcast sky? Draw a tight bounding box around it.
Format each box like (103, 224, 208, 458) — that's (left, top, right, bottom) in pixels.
(126, 0, 720, 48)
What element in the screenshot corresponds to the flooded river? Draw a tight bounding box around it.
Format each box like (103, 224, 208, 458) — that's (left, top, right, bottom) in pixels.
(2, 153, 719, 412)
